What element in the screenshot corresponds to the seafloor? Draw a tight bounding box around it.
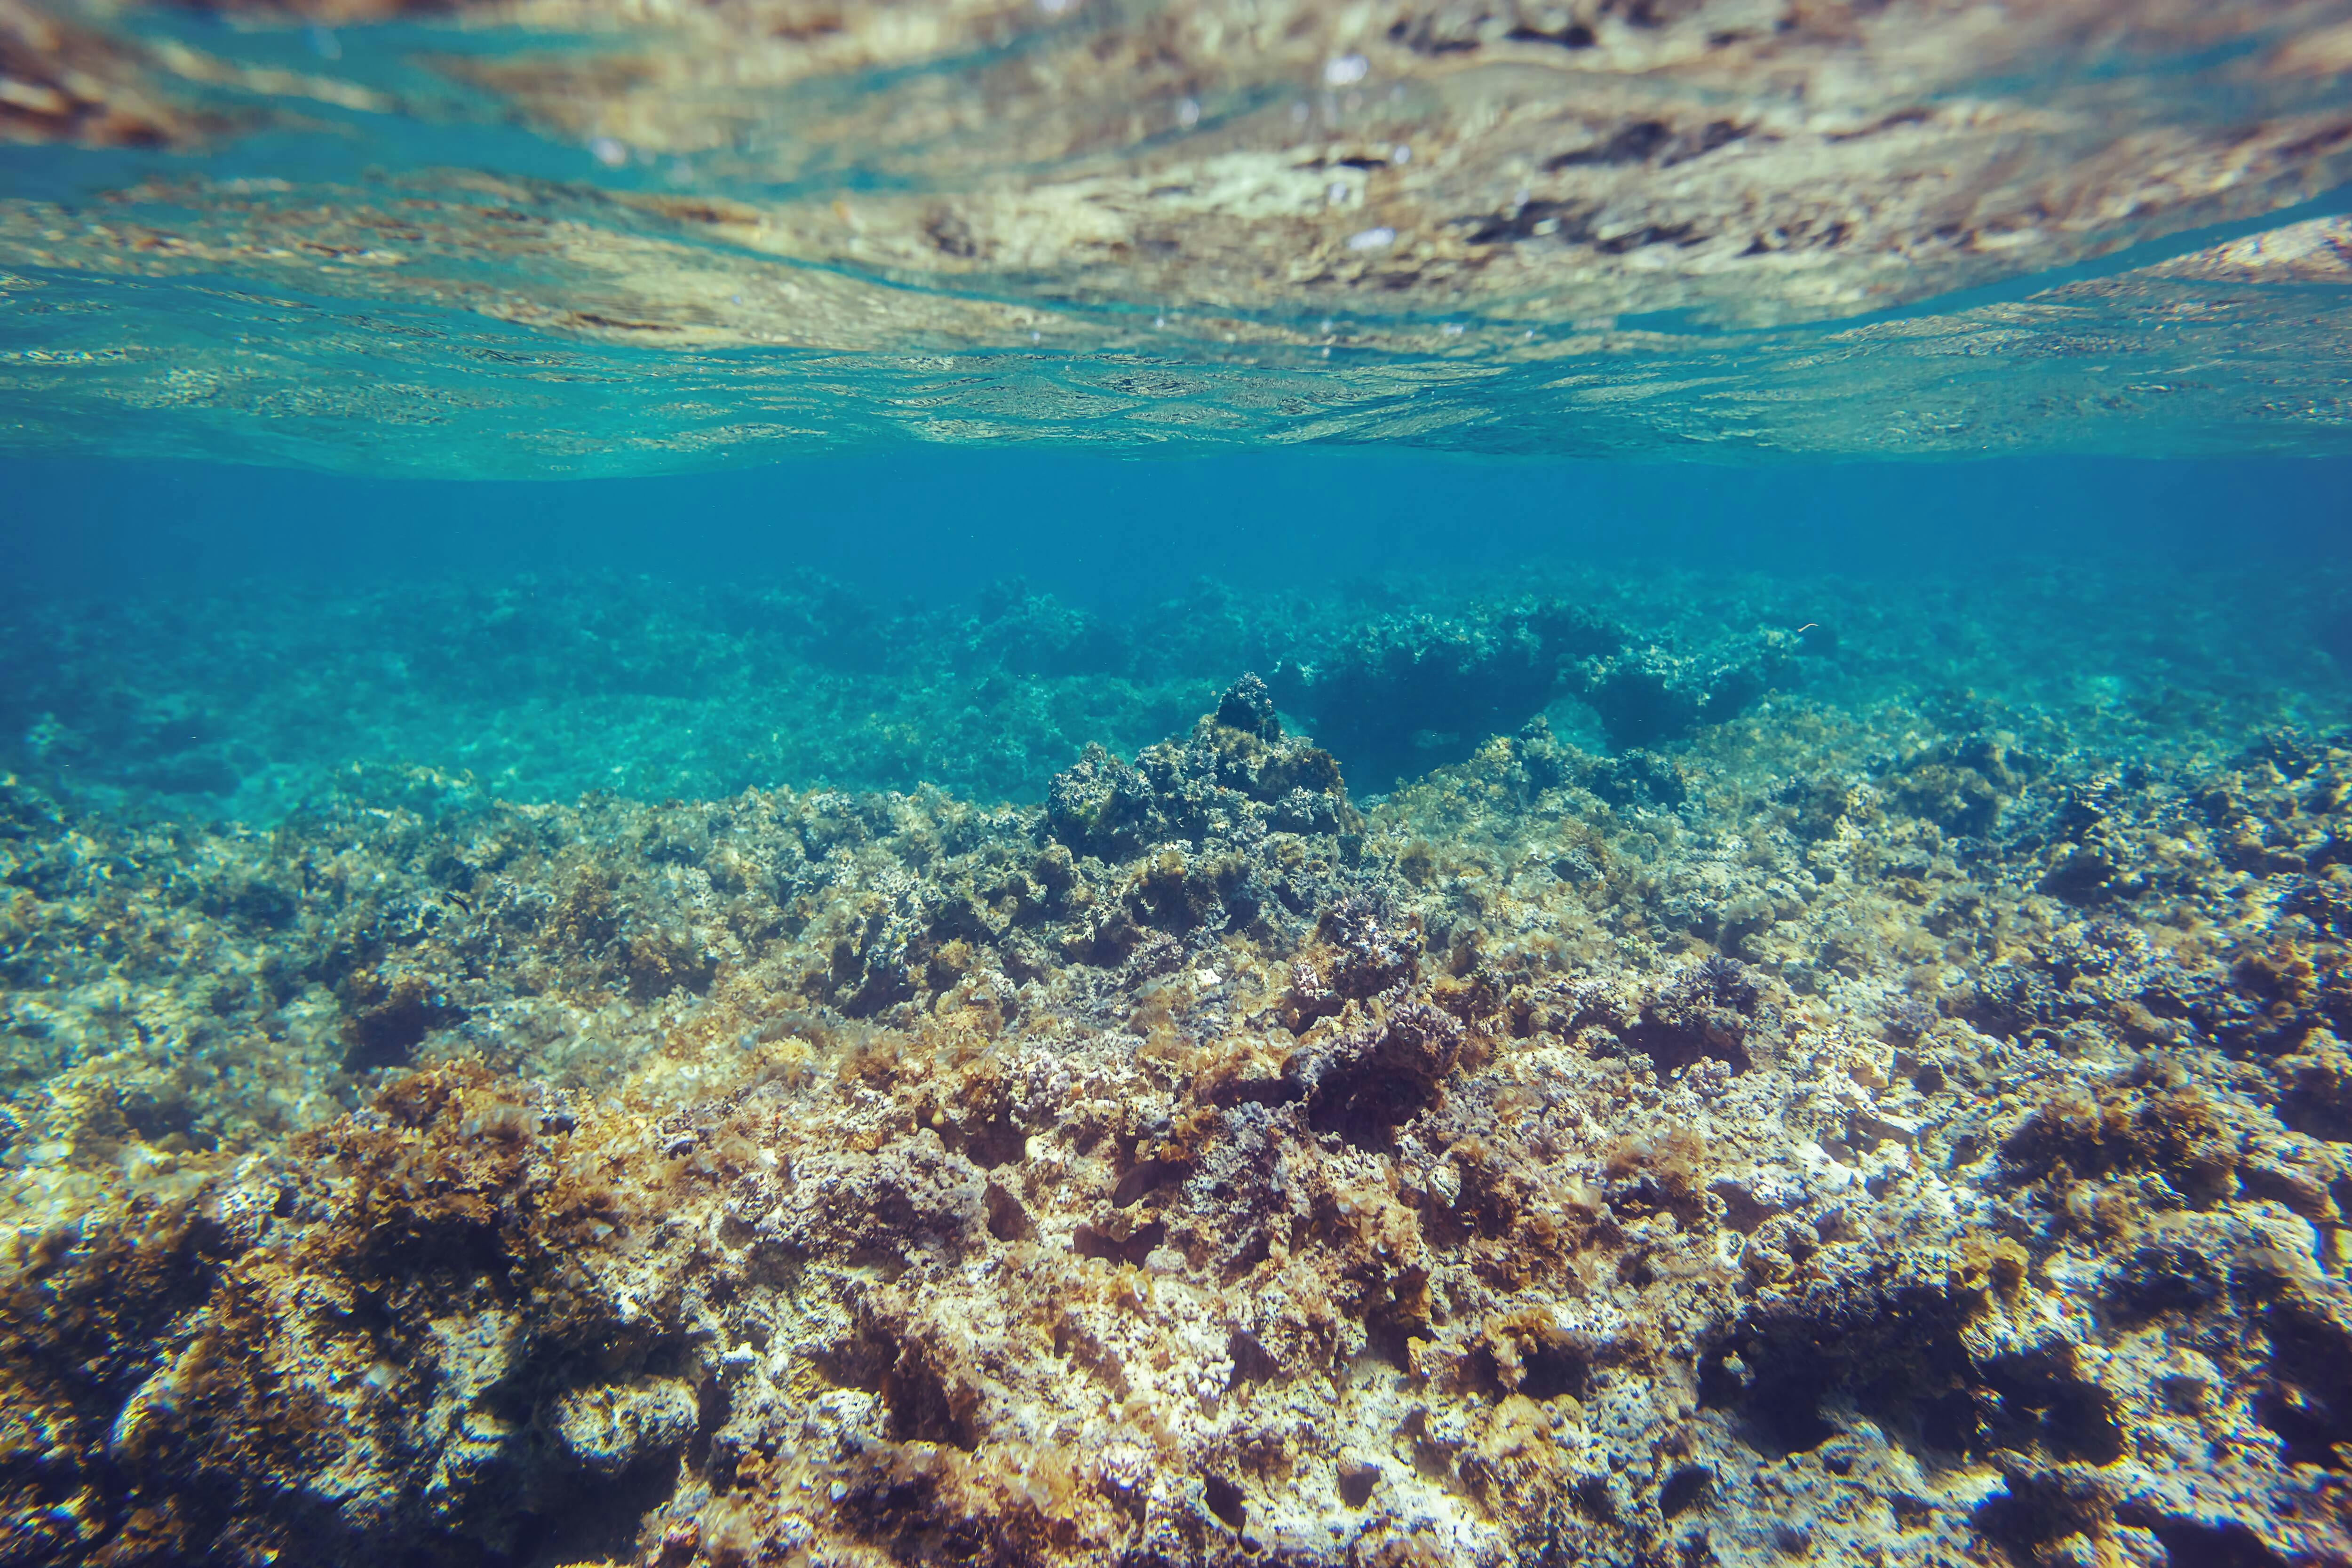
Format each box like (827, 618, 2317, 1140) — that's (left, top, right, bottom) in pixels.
(3, 555, 2352, 1568)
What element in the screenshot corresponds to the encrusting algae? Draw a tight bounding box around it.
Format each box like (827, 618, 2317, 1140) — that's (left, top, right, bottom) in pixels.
(3, 614, 2352, 1568)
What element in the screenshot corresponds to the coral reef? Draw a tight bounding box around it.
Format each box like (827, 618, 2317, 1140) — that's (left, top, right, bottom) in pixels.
(3, 597, 2352, 1566)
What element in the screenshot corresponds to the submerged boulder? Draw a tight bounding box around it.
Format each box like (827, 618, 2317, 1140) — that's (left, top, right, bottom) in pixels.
(1271, 605, 1803, 787)
(1046, 673, 1358, 860)
(1270, 601, 1621, 789)
(1579, 627, 1801, 749)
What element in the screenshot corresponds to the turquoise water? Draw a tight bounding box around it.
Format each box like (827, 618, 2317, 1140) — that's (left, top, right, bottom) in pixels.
(7, 452, 2349, 816)
(9, 5, 2352, 1567)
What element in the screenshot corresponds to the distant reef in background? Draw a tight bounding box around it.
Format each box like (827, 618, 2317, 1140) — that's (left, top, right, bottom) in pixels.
(4, 556, 2344, 814)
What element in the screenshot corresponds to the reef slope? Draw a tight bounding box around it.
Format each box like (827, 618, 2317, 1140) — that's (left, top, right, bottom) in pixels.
(4, 642, 2352, 1566)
